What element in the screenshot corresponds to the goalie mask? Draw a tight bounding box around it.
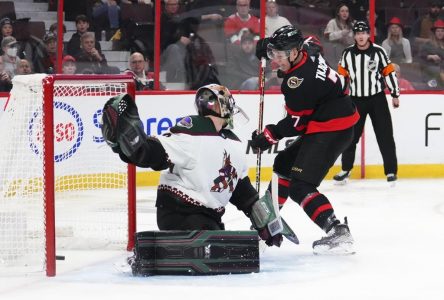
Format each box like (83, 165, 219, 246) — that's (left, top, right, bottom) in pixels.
(195, 84, 248, 129)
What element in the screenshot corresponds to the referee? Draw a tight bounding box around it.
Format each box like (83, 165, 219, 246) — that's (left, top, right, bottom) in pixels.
(334, 21, 400, 184)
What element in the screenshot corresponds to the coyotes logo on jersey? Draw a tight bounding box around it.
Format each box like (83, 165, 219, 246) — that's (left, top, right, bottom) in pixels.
(210, 150, 238, 193)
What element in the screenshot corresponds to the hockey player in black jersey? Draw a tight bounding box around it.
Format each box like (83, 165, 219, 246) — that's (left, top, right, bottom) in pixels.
(252, 25, 359, 254)
(101, 84, 299, 248)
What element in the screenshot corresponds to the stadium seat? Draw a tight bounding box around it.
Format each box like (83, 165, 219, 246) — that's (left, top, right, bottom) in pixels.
(28, 21, 46, 40)
(120, 3, 154, 23)
(0, 1, 16, 20)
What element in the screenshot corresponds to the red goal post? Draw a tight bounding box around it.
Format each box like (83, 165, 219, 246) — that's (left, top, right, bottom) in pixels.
(0, 74, 137, 277)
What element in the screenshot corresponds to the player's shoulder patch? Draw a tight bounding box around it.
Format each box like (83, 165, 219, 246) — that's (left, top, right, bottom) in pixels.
(170, 115, 217, 135)
(287, 76, 304, 89)
(177, 116, 193, 129)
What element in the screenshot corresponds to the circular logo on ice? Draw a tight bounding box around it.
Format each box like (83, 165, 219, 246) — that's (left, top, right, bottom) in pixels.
(28, 101, 84, 162)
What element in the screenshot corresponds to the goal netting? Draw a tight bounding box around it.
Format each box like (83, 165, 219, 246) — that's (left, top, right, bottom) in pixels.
(0, 74, 136, 276)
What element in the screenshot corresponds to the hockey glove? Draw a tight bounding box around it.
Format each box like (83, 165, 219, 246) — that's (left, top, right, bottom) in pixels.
(250, 191, 283, 247)
(303, 35, 324, 57)
(255, 37, 270, 60)
(101, 93, 147, 160)
(251, 125, 280, 152)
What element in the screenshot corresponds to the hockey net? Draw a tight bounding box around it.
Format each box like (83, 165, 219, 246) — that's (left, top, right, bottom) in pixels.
(0, 74, 136, 276)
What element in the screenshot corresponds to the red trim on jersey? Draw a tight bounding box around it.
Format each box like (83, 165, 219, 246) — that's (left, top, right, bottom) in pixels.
(278, 196, 288, 205)
(300, 192, 320, 208)
(296, 124, 306, 131)
(286, 51, 308, 74)
(306, 110, 360, 134)
(285, 105, 314, 116)
(311, 203, 333, 221)
(278, 177, 289, 187)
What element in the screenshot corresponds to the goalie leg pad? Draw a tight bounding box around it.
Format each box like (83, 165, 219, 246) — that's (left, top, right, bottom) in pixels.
(130, 230, 260, 276)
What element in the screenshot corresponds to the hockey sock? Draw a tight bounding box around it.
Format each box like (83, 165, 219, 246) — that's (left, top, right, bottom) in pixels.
(300, 192, 337, 231)
(289, 180, 337, 231)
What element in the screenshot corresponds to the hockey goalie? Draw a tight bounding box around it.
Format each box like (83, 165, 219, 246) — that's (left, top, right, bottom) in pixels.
(101, 84, 297, 275)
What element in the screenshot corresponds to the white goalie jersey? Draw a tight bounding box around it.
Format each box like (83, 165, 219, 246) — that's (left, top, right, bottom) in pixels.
(156, 115, 249, 210)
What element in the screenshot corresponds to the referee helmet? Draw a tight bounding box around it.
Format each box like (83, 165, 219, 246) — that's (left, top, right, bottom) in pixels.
(353, 21, 370, 33)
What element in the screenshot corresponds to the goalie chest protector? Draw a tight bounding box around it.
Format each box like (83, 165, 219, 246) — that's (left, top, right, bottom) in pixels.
(130, 230, 260, 276)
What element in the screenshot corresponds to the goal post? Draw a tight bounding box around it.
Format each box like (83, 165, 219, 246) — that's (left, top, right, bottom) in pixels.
(0, 74, 137, 277)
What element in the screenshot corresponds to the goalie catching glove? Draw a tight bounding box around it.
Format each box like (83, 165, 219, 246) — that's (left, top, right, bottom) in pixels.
(101, 94, 169, 170)
(101, 94, 147, 161)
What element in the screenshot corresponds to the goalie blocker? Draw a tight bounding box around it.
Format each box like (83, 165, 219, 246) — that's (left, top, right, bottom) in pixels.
(129, 230, 260, 276)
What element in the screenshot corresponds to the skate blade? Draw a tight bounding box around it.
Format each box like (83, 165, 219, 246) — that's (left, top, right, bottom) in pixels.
(333, 178, 349, 186)
(388, 181, 396, 187)
(313, 243, 355, 255)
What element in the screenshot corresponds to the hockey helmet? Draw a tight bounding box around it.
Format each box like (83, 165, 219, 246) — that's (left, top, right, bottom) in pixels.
(353, 21, 370, 33)
(267, 25, 304, 59)
(195, 84, 248, 129)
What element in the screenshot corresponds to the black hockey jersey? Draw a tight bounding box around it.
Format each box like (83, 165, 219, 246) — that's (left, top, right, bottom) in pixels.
(275, 51, 359, 138)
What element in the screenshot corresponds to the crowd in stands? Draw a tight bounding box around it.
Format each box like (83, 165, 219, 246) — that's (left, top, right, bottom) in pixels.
(1, 0, 444, 92)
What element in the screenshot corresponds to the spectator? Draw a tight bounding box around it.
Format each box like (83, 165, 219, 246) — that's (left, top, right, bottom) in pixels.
(161, 0, 183, 51)
(49, 22, 67, 37)
(184, 18, 220, 90)
(412, 0, 443, 44)
(382, 17, 412, 64)
(33, 32, 57, 74)
(1, 36, 19, 78)
(125, 52, 156, 90)
(91, 0, 121, 41)
(419, 19, 444, 81)
(67, 15, 102, 57)
(224, 0, 260, 44)
(226, 31, 264, 89)
(426, 62, 444, 88)
(324, 2, 355, 64)
(75, 32, 110, 74)
(62, 55, 77, 74)
(0, 17, 13, 55)
(161, 36, 191, 87)
(160, 0, 223, 52)
(393, 63, 415, 91)
(16, 58, 33, 75)
(265, 0, 291, 37)
(12, 18, 48, 75)
(0, 56, 12, 92)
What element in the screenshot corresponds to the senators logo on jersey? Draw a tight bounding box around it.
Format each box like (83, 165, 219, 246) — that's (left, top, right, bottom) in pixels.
(287, 76, 304, 89)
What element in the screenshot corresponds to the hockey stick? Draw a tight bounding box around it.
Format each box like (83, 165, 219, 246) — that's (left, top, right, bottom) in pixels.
(255, 58, 266, 192)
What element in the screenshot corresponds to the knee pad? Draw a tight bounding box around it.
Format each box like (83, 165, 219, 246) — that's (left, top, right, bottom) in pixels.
(289, 179, 318, 205)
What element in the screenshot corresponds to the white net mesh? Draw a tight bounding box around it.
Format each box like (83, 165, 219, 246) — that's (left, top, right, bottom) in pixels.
(0, 74, 132, 274)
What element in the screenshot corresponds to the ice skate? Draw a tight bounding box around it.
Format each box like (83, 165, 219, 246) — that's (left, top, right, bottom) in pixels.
(333, 170, 351, 185)
(313, 218, 355, 255)
(387, 173, 397, 187)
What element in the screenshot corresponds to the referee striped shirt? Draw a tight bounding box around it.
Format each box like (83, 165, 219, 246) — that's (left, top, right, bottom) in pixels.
(338, 42, 400, 98)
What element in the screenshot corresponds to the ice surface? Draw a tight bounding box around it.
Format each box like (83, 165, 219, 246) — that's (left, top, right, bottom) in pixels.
(1, 179, 444, 300)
